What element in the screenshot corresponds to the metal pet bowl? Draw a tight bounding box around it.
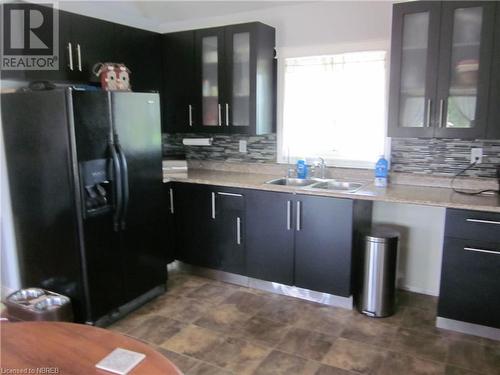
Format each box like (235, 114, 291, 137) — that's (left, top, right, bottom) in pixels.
(8, 288, 46, 303)
(34, 296, 70, 311)
(5, 288, 74, 322)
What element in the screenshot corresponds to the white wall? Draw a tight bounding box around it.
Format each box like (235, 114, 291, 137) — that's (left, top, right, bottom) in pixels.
(373, 202, 446, 296)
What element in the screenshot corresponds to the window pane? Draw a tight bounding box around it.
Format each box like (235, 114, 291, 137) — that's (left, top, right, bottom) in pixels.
(283, 51, 386, 165)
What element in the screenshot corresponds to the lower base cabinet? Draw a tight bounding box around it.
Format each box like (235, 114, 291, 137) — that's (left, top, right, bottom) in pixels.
(171, 182, 372, 297)
(438, 209, 500, 329)
(245, 190, 372, 297)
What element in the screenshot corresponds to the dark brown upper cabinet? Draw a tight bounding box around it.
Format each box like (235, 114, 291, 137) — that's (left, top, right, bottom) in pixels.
(2, 8, 161, 93)
(163, 22, 276, 135)
(388, 1, 498, 139)
(488, 7, 500, 139)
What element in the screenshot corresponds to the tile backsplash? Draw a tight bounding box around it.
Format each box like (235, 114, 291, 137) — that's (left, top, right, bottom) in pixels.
(163, 133, 500, 178)
(162, 133, 277, 163)
(391, 138, 500, 178)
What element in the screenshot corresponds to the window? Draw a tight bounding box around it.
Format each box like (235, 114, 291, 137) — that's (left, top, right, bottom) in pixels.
(281, 50, 387, 168)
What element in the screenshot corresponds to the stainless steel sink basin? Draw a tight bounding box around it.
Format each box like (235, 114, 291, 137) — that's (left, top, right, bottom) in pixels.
(309, 180, 364, 193)
(265, 177, 318, 187)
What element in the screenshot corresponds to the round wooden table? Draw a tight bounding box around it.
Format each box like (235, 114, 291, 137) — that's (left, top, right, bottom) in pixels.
(0, 322, 182, 375)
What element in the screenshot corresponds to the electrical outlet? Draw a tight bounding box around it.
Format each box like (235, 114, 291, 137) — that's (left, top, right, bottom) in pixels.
(239, 140, 247, 153)
(470, 148, 483, 164)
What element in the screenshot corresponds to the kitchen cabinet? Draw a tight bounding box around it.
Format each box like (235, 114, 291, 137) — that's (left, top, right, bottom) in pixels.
(3, 8, 162, 93)
(246, 189, 372, 296)
(487, 8, 500, 139)
(214, 191, 246, 275)
(162, 31, 196, 133)
(171, 182, 218, 268)
(246, 191, 295, 285)
(165, 184, 176, 264)
(438, 209, 500, 329)
(171, 183, 246, 273)
(163, 22, 276, 135)
(388, 1, 497, 139)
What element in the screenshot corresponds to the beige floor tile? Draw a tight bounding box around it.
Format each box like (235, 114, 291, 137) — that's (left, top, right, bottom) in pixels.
(194, 304, 254, 334)
(340, 317, 398, 347)
(276, 327, 336, 361)
(253, 350, 320, 375)
(377, 351, 445, 375)
(127, 315, 187, 345)
(321, 337, 387, 374)
(447, 339, 500, 375)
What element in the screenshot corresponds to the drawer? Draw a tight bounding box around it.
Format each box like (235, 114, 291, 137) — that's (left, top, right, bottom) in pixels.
(445, 208, 500, 243)
(438, 237, 500, 328)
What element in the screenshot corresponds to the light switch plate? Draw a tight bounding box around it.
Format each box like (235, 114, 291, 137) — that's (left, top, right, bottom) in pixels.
(239, 140, 247, 153)
(470, 148, 483, 164)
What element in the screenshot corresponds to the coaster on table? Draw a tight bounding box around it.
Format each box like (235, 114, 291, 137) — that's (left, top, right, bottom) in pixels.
(95, 347, 146, 375)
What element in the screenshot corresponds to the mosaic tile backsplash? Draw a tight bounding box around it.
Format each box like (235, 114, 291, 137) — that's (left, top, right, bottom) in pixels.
(162, 133, 277, 163)
(391, 138, 500, 178)
(163, 133, 500, 178)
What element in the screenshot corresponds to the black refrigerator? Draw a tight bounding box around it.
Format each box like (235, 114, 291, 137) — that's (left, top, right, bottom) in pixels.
(1, 89, 167, 325)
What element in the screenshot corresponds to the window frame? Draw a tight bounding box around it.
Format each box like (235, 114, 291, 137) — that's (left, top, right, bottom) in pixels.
(277, 40, 391, 169)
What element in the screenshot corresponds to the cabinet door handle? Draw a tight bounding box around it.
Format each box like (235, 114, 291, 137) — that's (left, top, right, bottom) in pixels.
(425, 99, 431, 127)
(188, 105, 193, 127)
(438, 99, 445, 128)
(67, 43, 73, 71)
(218, 104, 222, 126)
(287, 200, 291, 230)
(211, 192, 216, 219)
(217, 192, 243, 197)
(169, 188, 174, 214)
(225, 103, 230, 126)
(464, 247, 500, 255)
(76, 44, 82, 72)
(236, 217, 241, 245)
(466, 218, 500, 225)
(296, 201, 301, 231)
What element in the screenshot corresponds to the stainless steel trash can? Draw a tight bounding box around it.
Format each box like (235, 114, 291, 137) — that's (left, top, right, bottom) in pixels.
(356, 226, 399, 318)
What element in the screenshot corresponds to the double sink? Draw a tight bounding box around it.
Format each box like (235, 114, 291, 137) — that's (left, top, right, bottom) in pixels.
(265, 177, 364, 193)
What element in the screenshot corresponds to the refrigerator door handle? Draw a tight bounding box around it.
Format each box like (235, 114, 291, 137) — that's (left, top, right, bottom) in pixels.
(116, 142, 129, 230)
(109, 141, 122, 232)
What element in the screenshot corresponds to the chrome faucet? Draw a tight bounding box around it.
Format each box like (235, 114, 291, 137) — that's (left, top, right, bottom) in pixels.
(314, 157, 327, 179)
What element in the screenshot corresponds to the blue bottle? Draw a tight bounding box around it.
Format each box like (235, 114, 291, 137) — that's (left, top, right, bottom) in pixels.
(296, 159, 308, 179)
(374, 155, 389, 187)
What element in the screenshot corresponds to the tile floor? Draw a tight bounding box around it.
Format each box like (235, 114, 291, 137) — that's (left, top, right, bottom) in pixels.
(108, 272, 500, 375)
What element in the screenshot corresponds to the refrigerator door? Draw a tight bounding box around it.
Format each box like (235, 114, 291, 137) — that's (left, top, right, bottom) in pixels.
(71, 91, 126, 321)
(1, 90, 87, 322)
(110, 92, 167, 301)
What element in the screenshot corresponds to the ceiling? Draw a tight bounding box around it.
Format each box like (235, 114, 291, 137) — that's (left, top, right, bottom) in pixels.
(60, 1, 308, 30)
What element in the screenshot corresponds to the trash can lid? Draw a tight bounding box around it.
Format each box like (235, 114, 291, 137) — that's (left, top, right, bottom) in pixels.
(364, 226, 400, 243)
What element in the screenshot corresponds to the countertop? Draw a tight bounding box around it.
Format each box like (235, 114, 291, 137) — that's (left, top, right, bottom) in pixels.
(163, 169, 500, 214)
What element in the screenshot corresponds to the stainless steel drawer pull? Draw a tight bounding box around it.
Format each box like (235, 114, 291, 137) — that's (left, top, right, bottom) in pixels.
(296, 201, 301, 231)
(218, 104, 222, 126)
(76, 44, 82, 71)
(225, 103, 229, 126)
(188, 105, 193, 127)
(68, 43, 73, 71)
(464, 247, 500, 255)
(287, 200, 291, 230)
(466, 218, 500, 225)
(211, 192, 216, 219)
(425, 99, 431, 127)
(217, 192, 243, 197)
(438, 99, 445, 128)
(169, 188, 174, 214)
(236, 217, 241, 245)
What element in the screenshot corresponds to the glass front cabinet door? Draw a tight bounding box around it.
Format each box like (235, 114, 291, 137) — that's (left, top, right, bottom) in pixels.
(434, 1, 495, 138)
(388, 1, 496, 139)
(195, 27, 226, 130)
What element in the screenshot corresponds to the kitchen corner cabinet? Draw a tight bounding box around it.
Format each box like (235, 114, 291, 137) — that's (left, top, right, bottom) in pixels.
(388, 1, 497, 139)
(163, 22, 276, 135)
(246, 190, 372, 296)
(171, 183, 246, 275)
